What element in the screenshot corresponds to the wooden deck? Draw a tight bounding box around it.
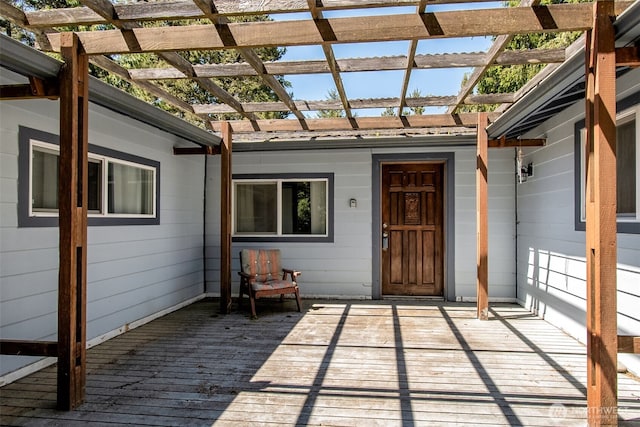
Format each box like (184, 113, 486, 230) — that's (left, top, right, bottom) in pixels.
(1, 298, 639, 426)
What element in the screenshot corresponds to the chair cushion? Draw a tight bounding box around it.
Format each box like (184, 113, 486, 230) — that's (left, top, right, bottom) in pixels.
(251, 279, 295, 292)
(241, 249, 282, 282)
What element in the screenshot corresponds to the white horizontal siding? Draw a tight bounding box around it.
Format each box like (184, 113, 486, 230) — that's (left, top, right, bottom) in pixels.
(516, 67, 640, 374)
(0, 67, 205, 377)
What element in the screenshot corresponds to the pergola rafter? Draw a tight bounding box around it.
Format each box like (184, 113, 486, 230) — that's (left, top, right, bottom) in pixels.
(307, 0, 355, 123)
(2, 0, 632, 140)
(447, 0, 540, 115)
(20, 0, 501, 28)
(398, 0, 428, 115)
(127, 49, 567, 80)
(76, 0, 259, 123)
(193, 0, 308, 127)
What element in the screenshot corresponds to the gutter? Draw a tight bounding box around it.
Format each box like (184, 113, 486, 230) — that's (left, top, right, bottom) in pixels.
(0, 34, 220, 147)
(89, 78, 220, 147)
(232, 133, 478, 152)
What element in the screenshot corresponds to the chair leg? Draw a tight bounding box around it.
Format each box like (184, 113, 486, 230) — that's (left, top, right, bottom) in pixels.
(294, 287, 301, 312)
(249, 292, 257, 319)
(238, 284, 243, 308)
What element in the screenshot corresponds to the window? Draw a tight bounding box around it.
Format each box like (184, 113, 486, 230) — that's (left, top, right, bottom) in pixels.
(19, 127, 160, 227)
(233, 173, 333, 242)
(107, 161, 155, 216)
(575, 97, 640, 234)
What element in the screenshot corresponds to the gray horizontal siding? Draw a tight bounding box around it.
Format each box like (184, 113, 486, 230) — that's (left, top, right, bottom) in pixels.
(1, 66, 206, 377)
(515, 68, 640, 374)
(206, 145, 516, 300)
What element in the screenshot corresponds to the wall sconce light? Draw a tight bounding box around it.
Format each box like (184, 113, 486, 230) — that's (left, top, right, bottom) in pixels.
(519, 162, 534, 183)
(516, 147, 534, 184)
(349, 198, 357, 208)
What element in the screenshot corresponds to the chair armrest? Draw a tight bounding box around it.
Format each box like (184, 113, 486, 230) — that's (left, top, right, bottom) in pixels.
(282, 268, 301, 281)
(238, 271, 253, 282)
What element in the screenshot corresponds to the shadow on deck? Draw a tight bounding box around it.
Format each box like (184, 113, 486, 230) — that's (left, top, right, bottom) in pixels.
(1, 298, 639, 426)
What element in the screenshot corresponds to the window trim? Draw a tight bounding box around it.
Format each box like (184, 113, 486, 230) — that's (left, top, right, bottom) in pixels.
(19, 126, 161, 227)
(574, 92, 640, 234)
(232, 173, 334, 243)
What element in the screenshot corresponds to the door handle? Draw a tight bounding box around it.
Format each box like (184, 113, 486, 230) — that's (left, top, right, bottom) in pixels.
(382, 232, 389, 250)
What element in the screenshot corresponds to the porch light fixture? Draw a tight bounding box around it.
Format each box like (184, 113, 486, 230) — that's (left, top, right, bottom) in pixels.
(516, 147, 534, 184)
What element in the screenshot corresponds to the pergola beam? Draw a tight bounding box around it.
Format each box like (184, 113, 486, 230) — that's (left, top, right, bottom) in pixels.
(0, 340, 58, 357)
(210, 112, 498, 133)
(0, 76, 59, 100)
(44, 4, 633, 55)
(23, 0, 502, 28)
(618, 336, 640, 354)
(173, 146, 220, 155)
(584, 1, 617, 424)
(127, 49, 567, 80)
(488, 137, 545, 148)
(615, 46, 640, 67)
(192, 94, 514, 115)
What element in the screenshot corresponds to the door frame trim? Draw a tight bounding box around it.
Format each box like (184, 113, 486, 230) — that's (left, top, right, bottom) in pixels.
(372, 153, 455, 301)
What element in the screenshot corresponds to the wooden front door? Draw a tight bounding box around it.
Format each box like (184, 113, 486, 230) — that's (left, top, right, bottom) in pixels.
(381, 163, 444, 296)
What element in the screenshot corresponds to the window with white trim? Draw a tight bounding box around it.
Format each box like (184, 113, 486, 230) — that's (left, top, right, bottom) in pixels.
(232, 174, 333, 242)
(19, 126, 160, 227)
(575, 100, 640, 233)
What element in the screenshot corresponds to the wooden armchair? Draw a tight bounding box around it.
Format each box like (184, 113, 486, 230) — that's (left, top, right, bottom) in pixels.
(238, 249, 302, 318)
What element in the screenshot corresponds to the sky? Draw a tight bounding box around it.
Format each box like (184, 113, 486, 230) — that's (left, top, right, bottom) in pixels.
(271, 3, 503, 117)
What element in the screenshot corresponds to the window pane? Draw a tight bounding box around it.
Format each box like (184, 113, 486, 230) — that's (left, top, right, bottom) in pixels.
(88, 160, 102, 213)
(617, 119, 636, 215)
(32, 148, 103, 213)
(108, 162, 154, 215)
(235, 183, 277, 234)
(282, 181, 327, 235)
(32, 148, 58, 211)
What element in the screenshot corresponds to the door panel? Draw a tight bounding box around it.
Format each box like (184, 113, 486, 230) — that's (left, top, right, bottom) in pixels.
(382, 163, 444, 296)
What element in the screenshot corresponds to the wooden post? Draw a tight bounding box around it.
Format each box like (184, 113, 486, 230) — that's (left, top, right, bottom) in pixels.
(477, 112, 489, 320)
(585, 1, 618, 425)
(220, 122, 232, 314)
(57, 32, 88, 411)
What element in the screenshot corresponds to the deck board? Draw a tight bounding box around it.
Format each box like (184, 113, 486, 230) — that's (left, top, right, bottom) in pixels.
(1, 299, 639, 426)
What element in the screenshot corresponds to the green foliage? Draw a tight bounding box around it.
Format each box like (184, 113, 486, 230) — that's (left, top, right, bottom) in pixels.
(380, 89, 426, 116)
(381, 107, 397, 116)
(296, 183, 311, 233)
(406, 88, 425, 116)
(458, 0, 588, 113)
(1, 3, 291, 123)
(316, 89, 345, 118)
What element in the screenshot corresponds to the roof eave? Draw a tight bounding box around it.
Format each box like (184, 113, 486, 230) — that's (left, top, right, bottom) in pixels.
(487, 0, 640, 140)
(0, 34, 219, 147)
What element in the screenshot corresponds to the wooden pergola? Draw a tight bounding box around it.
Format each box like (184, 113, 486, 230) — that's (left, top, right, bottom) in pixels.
(1, 0, 639, 424)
